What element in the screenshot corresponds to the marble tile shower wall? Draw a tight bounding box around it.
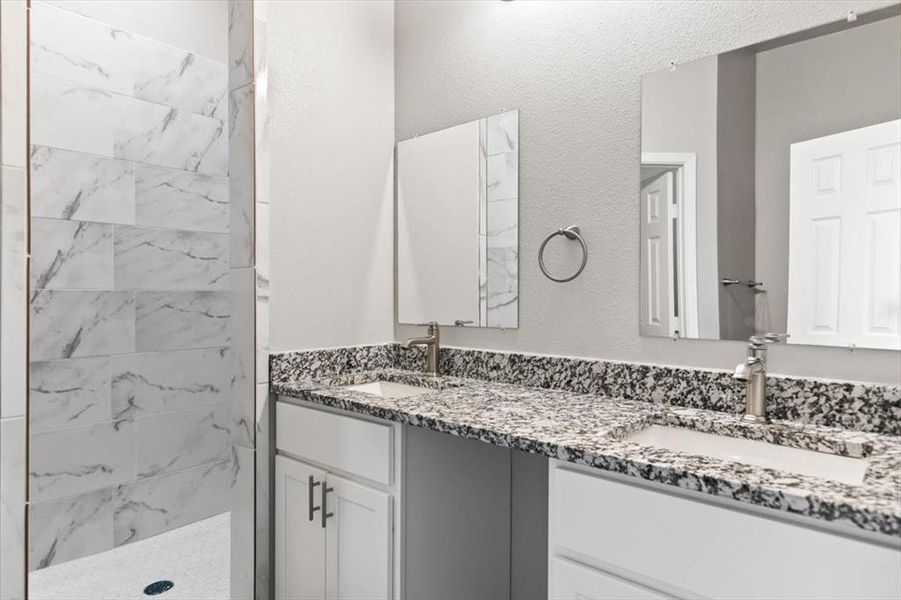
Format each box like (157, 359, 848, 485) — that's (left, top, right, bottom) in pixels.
(26, 1, 241, 571)
(485, 111, 519, 328)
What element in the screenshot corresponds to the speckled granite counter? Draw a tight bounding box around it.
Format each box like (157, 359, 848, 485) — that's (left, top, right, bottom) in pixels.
(272, 368, 901, 539)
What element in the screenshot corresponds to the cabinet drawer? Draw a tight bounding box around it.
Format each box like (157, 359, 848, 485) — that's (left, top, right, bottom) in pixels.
(552, 465, 901, 599)
(277, 402, 393, 485)
(551, 557, 670, 600)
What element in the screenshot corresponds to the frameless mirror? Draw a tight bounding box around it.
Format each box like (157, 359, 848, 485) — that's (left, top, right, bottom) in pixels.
(397, 110, 519, 328)
(639, 8, 901, 350)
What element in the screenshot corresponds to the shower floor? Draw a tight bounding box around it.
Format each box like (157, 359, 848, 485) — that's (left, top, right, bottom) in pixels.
(29, 513, 229, 600)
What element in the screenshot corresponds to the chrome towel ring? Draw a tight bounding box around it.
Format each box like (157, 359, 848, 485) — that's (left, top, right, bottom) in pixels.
(538, 225, 588, 283)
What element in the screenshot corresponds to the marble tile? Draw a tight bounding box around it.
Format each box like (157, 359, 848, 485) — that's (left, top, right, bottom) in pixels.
(114, 226, 229, 291)
(486, 110, 518, 156)
(479, 233, 488, 325)
(1, 167, 27, 417)
(31, 145, 135, 224)
(30, 290, 135, 361)
(30, 419, 135, 503)
(31, 1, 227, 116)
(229, 84, 254, 268)
(486, 197, 518, 248)
(256, 202, 271, 383)
(1, 0, 27, 168)
(113, 95, 227, 176)
(478, 119, 487, 236)
(110, 348, 230, 420)
(487, 151, 518, 201)
(230, 445, 255, 600)
(135, 164, 228, 233)
(30, 357, 111, 433)
(31, 218, 114, 292)
(135, 291, 230, 351)
(133, 39, 228, 118)
(230, 268, 255, 448)
(254, 13, 269, 206)
(0, 417, 26, 600)
(113, 460, 230, 547)
(486, 246, 519, 329)
(29, 1, 134, 95)
(255, 383, 272, 600)
(135, 404, 230, 478)
(29, 487, 116, 570)
(31, 73, 116, 157)
(228, 0, 253, 90)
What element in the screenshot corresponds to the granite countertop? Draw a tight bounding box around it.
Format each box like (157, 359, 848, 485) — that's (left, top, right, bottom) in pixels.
(271, 368, 901, 539)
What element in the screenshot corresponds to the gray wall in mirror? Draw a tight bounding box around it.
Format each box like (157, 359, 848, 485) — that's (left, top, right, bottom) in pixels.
(639, 9, 901, 351)
(397, 110, 519, 329)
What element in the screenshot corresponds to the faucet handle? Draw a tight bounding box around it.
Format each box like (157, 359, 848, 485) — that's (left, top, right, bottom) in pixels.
(762, 332, 789, 344)
(454, 320, 473, 327)
(416, 321, 439, 328)
(749, 333, 789, 346)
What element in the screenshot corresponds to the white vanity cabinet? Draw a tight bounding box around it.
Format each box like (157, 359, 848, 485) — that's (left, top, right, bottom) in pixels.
(548, 461, 901, 600)
(275, 401, 401, 600)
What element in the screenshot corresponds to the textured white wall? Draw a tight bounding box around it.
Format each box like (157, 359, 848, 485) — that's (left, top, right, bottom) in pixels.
(269, 0, 395, 350)
(395, 0, 901, 384)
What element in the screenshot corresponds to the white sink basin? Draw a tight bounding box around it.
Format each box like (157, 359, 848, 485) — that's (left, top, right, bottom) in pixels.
(626, 425, 868, 486)
(341, 380, 432, 399)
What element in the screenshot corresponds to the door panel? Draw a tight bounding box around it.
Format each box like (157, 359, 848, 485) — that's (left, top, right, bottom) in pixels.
(640, 171, 675, 337)
(551, 557, 671, 600)
(788, 120, 901, 349)
(276, 456, 327, 600)
(325, 473, 392, 600)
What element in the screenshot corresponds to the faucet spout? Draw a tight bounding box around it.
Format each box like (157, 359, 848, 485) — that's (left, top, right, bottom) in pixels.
(733, 358, 763, 382)
(405, 336, 433, 349)
(404, 322, 441, 376)
(733, 334, 787, 423)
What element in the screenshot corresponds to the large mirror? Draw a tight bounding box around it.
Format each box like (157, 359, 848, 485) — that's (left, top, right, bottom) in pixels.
(639, 8, 901, 350)
(397, 110, 519, 328)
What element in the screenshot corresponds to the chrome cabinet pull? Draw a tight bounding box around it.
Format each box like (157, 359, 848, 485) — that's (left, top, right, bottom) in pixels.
(308, 475, 321, 522)
(321, 483, 334, 528)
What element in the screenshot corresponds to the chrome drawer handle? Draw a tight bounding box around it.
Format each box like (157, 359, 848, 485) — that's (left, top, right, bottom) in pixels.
(308, 475, 321, 521)
(322, 484, 334, 528)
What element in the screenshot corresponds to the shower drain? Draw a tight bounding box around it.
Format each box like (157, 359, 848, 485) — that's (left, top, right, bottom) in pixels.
(143, 580, 174, 596)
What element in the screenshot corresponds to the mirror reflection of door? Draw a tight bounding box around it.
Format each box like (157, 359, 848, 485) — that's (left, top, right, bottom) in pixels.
(638, 8, 900, 349)
(640, 170, 677, 338)
(788, 119, 901, 350)
(640, 154, 700, 339)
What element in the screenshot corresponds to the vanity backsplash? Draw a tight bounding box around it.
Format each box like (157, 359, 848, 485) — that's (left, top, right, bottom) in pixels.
(270, 344, 901, 436)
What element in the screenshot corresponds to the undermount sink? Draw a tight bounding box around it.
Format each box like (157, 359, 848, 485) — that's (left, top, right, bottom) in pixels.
(341, 380, 433, 399)
(626, 425, 868, 486)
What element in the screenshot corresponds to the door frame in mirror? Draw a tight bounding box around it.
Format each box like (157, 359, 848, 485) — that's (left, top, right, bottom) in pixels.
(640, 152, 700, 339)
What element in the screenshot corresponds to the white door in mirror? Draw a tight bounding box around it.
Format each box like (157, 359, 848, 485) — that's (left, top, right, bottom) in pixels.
(788, 119, 901, 349)
(639, 171, 678, 338)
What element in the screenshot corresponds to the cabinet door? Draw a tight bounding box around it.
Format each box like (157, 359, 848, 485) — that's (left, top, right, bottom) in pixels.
(551, 557, 671, 600)
(276, 456, 327, 600)
(324, 473, 393, 600)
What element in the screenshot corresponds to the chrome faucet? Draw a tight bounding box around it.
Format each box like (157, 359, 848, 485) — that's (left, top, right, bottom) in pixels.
(405, 322, 440, 376)
(733, 333, 788, 423)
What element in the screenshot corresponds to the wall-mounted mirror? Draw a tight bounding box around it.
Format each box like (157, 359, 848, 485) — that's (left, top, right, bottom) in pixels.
(639, 8, 901, 350)
(397, 110, 519, 328)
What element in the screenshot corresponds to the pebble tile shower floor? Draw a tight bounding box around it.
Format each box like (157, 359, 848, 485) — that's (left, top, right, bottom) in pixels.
(28, 513, 229, 600)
